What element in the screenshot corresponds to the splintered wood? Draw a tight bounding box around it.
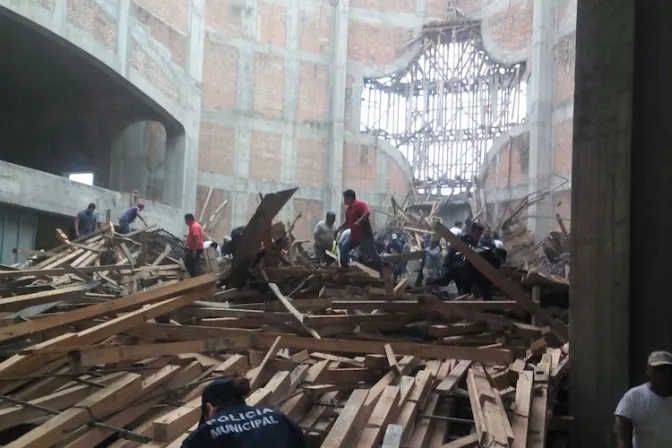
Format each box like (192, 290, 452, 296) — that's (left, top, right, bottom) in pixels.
(0, 191, 570, 447)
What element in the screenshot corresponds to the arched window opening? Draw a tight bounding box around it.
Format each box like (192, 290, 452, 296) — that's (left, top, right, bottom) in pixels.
(360, 20, 527, 199)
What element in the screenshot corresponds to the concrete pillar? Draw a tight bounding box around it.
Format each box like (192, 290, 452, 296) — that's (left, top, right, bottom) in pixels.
(629, 1, 672, 382)
(526, 0, 555, 241)
(570, 0, 633, 446)
(327, 0, 349, 222)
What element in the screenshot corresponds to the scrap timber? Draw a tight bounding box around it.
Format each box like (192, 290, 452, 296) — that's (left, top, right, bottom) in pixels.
(0, 194, 570, 447)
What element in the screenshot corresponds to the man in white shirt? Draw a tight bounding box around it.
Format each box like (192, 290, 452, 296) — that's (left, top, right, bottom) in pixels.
(203, 240, 221, 257)
(614, 351, 672, 447)
(449, 220, 464, 236)
(313, 212, 336, 258)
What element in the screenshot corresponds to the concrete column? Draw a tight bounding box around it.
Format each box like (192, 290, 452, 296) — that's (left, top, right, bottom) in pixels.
(526, 0, 555, 241)
(570, 0, 633, 445)
(629, 1, 672, 382)
(327, 0, 349, 222)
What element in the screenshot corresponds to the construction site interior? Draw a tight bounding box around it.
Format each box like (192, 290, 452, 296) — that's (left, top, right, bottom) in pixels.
(0, 0, 654, 447)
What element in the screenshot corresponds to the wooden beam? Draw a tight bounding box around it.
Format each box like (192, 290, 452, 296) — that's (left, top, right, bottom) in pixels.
(434, 222, 568, 342)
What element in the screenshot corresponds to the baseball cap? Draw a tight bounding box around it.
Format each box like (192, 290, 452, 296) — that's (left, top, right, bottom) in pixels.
(199, 377, 238, 425)
(648, 351, 672, 367)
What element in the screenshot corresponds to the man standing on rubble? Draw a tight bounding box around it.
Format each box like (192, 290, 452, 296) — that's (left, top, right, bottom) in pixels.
(313, 212, 336, 259)
(74, 203, 97, 238)
(184, 214, 205, 277)
(614, 351, 672, 447)
(118, 202, 147, 234)
(334, 189, 383, 272)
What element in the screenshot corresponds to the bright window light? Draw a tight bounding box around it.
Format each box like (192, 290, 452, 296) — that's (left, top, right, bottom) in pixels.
(68, 172, 94, 186)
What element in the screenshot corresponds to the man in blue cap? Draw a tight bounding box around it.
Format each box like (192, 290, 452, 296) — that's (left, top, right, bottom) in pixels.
(181, 376, 307, 448)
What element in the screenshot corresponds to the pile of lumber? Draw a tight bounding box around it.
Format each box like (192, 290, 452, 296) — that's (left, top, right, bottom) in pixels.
(0, 189, 571, 447)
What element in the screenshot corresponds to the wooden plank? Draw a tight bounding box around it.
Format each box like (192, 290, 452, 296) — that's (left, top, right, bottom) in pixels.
(527, 355, 551, 447)
(322, 389, 370, 448)
(6, 373, 142, 448)
(466, 365, 510, 448)
(439, 433, 479, 448)
(355, 385, 400, 447)
(69, 336, 253, 367)
(381, 424, 404, 448)
(511, 370, 533, 448)
(230, 188, 298, 287)
(436, 360, 472, 395)
(0, 286, 89, 313)
(153, 397, 201, 442)
(0, 274, 216, 343)
(434, 222, 568, 342)
(248, 336, 282, 390)
(268, 283, 320, 339)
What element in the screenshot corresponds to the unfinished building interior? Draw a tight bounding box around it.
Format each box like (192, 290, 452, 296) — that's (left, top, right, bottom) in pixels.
(2, 0, 668, 446)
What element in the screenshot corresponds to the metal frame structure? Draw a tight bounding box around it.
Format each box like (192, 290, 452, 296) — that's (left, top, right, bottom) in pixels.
(360, 18, 527, 201)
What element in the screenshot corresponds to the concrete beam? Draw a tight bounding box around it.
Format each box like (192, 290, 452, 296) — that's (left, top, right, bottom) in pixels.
(526, 0, 556, 241)
(0, 161, 184, 236)
(570, 0, 633, 445)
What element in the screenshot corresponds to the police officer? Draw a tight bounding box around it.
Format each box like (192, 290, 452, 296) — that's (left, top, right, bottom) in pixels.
(181, 377, 307, 448)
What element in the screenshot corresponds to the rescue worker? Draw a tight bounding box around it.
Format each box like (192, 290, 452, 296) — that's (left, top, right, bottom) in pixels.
(184, 214, 205, 277)
(449, 221, 464, 236)
(223, 226, 245, 258)
(74, 203, 97, 238)
(423, 235, 443, 280)
(385, 234, 405, 283)
(203, 241, 221, 257)
(119, 202, 147, 234)
(334, 189, 383, 272)
(181, 377, 307, 448)
(313, 212, 336, 259)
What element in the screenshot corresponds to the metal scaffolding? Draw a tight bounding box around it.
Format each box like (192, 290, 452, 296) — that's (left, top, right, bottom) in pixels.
(360, 18, 527, 200)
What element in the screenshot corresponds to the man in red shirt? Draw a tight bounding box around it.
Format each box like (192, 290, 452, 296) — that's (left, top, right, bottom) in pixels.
(334, 189, 383, 272)
(184, 213, 205, 277)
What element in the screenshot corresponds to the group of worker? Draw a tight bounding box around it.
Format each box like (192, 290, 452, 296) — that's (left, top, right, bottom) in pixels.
(74, 202, 147, 238)
(422, 220, 506, 300)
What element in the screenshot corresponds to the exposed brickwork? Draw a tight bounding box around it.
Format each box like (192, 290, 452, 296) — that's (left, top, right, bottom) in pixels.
(253, 53, 285, 119)
(386, 158, 409, 196)
(553, 120, 573, 177)
(67, 0, 117, 50)
(298, 62, 329, 123)
(205, 0, 244, 37)
(495, 133, 529, 186)
(348, 22, 411, 67)
(134, 0, 189, 34)
(555, 33, 576, 105)
(426, 0, 448, 18)
(350, 0, 417, 13)
(131, 3, 187, 67)
(487, 0, 533, 53)
(292, 198, 324, 241)
(483, 162, 496, 191)
(249, 131, 283, 182)
(456, 0, 483, 17)
(342, 143, 378, 192)
(296, 138, 326, 189)
(129, 41, 178, 98)
(552, 190, 571, 231)
(38, 0, 54, 11)
(198, 123, 236, 176)
(202, 41, 239, 111)
(196, 186, 232, 239)
(299, 9, 332, 55)
(258, 2, 287, 47)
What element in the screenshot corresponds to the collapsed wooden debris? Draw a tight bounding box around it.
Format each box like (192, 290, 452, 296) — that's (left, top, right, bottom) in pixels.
(0, 191, 571, 447)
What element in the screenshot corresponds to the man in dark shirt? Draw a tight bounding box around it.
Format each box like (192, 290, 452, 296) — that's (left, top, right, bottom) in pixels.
(181, 377, 307, 448)
(334, 189, 383, 272)
(118, 202, 147, 234)
(74, 203, 97, 238)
